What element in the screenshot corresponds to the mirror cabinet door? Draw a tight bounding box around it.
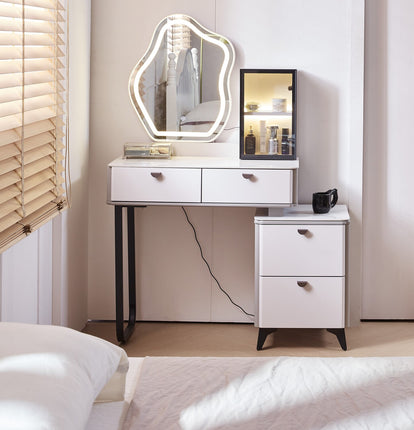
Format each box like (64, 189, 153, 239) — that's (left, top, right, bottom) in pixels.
(240, 69, 297, 160)
(129, 14, 235, 143)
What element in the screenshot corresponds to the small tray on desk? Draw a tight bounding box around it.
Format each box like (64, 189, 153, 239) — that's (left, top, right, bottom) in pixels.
(124, 143, 172, 159)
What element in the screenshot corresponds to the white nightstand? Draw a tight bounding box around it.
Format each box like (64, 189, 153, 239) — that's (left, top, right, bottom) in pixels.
(254, 204, 350, 350)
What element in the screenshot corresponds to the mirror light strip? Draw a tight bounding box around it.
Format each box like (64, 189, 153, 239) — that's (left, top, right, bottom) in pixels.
(129, 14, 234, 141)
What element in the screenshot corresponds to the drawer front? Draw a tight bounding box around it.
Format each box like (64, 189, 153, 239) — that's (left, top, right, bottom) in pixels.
(257, 277, 345, 328)
(110, 167, 201, 203)
(259, 224, 345, 276)
(202, 169, 292, 205)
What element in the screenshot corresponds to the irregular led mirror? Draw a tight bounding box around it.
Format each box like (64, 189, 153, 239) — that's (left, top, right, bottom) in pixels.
(129, 14, 235, 142)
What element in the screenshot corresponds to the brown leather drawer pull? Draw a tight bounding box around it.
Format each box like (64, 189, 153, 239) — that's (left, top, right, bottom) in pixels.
(297, 281, 308, 288)
(150, 172, 162, 179)
(297, 229, 309, 235)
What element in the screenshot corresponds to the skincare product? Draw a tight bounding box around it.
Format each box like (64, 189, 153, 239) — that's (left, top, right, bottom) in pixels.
(245, 125, 256, 154)
(272, 98, 287, 112)
(281, 128, 289, 155)
(267, 125, 278, 154)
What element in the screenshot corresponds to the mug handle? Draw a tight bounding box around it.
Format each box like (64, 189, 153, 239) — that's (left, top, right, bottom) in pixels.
(329, 188, 338, 208)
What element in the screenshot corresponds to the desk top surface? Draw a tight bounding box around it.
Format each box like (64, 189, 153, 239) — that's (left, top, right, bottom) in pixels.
(109, 156, 299, 170)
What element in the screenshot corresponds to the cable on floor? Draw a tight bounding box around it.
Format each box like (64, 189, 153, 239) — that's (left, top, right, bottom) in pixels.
(181, 206, 254, 318)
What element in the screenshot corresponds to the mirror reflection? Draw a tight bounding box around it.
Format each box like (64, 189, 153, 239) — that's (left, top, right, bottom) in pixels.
(129, 15, 235, 142)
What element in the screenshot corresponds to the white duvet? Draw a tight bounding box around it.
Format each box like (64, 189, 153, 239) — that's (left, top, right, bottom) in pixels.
(123, 356, 414, 430)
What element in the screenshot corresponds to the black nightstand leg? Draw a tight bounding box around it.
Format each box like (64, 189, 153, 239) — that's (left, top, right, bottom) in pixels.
(327, 328, 347, 351)
(257, 328, 278, 351)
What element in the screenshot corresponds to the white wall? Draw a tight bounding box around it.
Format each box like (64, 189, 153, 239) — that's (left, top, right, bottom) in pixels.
(362, 0, 414, 318)
(3, 0, 411, 328)
(0, 0, 91, 330)
(88, 0, 363, 323)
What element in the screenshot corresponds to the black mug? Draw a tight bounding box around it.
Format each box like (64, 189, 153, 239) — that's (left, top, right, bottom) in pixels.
(312, 189, 338, 214)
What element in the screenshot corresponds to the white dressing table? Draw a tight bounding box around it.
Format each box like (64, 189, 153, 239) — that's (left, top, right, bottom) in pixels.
(107, 156, 299, 343)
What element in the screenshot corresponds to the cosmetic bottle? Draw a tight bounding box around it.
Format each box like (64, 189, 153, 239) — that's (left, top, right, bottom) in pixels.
(245, 125, 256, 155)
(281, 128, 289, 155)
(267, 125, 278, 154)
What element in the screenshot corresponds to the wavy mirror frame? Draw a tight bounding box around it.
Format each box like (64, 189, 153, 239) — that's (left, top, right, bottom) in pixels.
(129, 14, 235, 142)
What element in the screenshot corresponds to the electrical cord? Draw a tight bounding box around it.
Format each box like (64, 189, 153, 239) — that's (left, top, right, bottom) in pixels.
(181, 206, 255, 318)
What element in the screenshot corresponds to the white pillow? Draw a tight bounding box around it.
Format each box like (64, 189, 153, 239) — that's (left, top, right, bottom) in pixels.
(180, 100, 222, 123)
(0, 322, 129, 430)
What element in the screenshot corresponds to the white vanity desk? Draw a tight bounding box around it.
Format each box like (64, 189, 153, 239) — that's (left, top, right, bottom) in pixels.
(109, 156, 299, 207)
(107, 155, 299, 343)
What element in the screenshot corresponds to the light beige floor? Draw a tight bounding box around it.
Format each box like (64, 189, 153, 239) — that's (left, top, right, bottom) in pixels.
(83, 321, 414, 357)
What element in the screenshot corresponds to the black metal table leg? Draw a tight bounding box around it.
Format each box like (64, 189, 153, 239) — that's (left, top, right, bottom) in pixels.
(327, 328, 347, 351)
(257, 328, 278, 350)
(115, 205, 136, 344)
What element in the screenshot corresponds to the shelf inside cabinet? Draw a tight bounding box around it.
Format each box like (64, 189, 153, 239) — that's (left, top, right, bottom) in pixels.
(244, 111, 292, 116)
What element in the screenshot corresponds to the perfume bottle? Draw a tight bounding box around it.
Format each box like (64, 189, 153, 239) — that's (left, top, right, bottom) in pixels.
(281, 128, 289, 155)
(245, 125, 256, 155)
(267, 125, 278, 154)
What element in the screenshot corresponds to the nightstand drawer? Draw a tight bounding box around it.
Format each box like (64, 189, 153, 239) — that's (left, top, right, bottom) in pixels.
(202, 169, 292, 204)
(258, 224, 345, 276)
(258, 276, 345, 328)
(110, 167, 201, 203)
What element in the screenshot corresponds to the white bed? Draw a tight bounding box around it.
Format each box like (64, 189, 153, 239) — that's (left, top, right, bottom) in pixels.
(3, 323, 414, 430)
(122, 356, 414, 430)
(0, 322, 135, 430)
(87, 358, 144, 430)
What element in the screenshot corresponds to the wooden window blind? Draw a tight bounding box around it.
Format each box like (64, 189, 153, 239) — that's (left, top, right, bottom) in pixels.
(0, 0, 67, 253)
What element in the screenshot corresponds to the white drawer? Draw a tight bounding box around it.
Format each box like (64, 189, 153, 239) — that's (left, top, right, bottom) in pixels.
(202, 169, 292, 205)
(259, 224, 345, 276)
(110, 167, 201, 203)
(258, 276, 345, 328)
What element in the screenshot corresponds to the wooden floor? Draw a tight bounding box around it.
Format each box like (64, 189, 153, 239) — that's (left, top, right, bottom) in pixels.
(83, 321, 414, 358)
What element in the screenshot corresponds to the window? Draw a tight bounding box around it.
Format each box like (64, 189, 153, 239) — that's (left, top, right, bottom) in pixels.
(0, 0, 67, 253)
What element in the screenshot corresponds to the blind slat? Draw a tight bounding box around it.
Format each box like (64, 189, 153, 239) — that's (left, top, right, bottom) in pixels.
(16, 178, 55, 204)
(0, 170, 19, 189)
(23, 190, 58, 218)
(0, 105, 64, 131)
(0, 82, 57, 104)
(0, 156, 20, 174)
(0, 196, 20, 219)
(24, 155, 55, 177)
(16, 130, 55, 152)
(0, 70, 64, 89)
(0, 210, 20, 232)
(2, 0, 64, 11)
(0, 18, 64, 34)
(0, 127, 18, 146)
(23, 166, 54, 190)
(0, 183, 19, 204)
(0, 45, 64, 60)
(0, 118, 54, 145)
(17, 143, 54, 164)
(0, 141, 19, 161)
(0, 3, 64, 22)
(0, 31, 64, 47)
